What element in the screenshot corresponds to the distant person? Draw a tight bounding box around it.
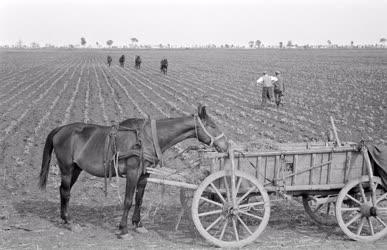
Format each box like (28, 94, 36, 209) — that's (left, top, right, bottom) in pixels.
(273, 71, 285, 107)
(119, 55, 125, 67)
(107, 55, 112, 67)
(256, 71, 277, 107)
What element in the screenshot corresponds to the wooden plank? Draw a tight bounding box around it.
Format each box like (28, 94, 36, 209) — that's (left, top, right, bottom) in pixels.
(292, 155, 298, 185)
(344, 151, 351, 183)
(309, 154, 315, 185)
(264, 157, 268, 185)
(202, 146, 357, 159)
(319, 154, 324, 184)
(330, 116, 341, 146)
(147, 178, 198, 190)
(256, 156, 261, 182)
(274, 155, 279, 185)
(326, 152, 332, 184)
(361, 154, 365, 176)
(266, 183, 345, 192)
(272, 160, 332, 181)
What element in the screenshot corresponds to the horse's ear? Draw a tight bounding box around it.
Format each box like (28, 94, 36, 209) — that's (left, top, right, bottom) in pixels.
(197, 104, 207, 119)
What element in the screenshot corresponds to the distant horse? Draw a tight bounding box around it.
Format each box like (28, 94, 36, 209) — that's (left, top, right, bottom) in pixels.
(135, 56, 142, 69)
(107, 56, 112, 67)
(119, 55, 125, 67)
(38, 105, 228, 238)
(160, 59, 168, 75)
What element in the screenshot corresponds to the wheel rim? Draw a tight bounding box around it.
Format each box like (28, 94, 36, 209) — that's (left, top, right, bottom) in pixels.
(336, 176, 387, 241)
(302, 195, 337, 226)
(191, 170, 270, 248)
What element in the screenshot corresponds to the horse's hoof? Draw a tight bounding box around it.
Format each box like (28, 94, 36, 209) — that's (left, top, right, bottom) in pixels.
(70, 223, 83, 233)
(118, 233, 133, 240)
(134, 226, 148, 234)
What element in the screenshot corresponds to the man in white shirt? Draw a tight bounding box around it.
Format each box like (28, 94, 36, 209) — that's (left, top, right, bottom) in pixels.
(257, 72, 278, 107)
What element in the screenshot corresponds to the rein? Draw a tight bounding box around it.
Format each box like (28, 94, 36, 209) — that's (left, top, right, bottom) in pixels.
(194, 114, 225, 147)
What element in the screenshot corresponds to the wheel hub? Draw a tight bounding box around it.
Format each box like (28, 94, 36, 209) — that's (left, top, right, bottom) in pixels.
(360, 204, 377, 217)
(222, 202, 237, 218)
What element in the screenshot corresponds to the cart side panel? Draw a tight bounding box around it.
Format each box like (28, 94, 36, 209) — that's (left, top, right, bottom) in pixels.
(329, 152, 347, 184)
(292, 154, 313, 185)
(310, 153, 328, 185)
(345, 151, 365, 181)
(232, 156, 275, 185)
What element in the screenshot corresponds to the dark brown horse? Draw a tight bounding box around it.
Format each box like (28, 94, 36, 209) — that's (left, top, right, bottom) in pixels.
(160, 58, 168, 75)
(107, 55, 112, 67)
(135, 56, 141, 69)
(39, 105, 228, 238)
(119, 55, 125, 67)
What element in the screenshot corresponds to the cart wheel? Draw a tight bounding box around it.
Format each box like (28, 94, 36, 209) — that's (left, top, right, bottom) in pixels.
(191, 170, 270, 248)
(302, 195, 337, 226)
(336, 176, 387, 241)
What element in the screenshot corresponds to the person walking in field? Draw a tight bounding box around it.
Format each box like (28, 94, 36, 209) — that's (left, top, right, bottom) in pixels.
(273, 71, 285, 108)
(256, 71, 277, 107)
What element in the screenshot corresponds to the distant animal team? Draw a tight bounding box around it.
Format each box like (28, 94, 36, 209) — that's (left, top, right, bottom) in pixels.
(105, 55, 168, 75)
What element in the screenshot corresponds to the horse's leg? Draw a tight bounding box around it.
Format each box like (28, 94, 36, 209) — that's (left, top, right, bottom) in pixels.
(70, 164, 82, 188)
(132, 172, 150, 233)
(118, 159, 140, 237)
(59, 162, 73, 224)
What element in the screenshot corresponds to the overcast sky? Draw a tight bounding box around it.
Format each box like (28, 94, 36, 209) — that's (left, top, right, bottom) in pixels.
(1, 0, 386, 47)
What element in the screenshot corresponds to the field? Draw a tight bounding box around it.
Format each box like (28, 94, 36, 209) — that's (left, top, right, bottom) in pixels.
(0, 48, 386, 249)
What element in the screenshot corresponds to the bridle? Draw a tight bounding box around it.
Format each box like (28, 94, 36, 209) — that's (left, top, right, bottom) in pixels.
(194, 114, 225, 147)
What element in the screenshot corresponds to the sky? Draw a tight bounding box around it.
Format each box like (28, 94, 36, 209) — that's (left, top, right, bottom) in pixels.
(1, 0, 386, 47)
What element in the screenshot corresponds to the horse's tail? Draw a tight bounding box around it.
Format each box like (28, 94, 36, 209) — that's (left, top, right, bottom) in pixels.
(39, 126, 61, 190)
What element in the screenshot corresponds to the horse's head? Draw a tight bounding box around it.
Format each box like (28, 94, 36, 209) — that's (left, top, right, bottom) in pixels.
(194, 104, 228, 152)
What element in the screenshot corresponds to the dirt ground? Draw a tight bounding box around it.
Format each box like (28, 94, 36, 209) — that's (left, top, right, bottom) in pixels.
(1, 49, 387, 249)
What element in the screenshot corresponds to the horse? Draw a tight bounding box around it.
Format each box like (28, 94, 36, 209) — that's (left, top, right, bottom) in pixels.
(135, 56, 141, 69)
(160, 59, 168, 75)
(119, 55, 125, 67)
(107, 56, 112, 67)
(38, 105, 228, 238)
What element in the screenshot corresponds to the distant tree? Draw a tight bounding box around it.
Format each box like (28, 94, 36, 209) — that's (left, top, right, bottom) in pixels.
(131, 37, 138, 47)
(350, 41, 354, 47)
(16, 39, 23, 48)
(225, 44, 230, 48)
(106, 40, 113, 47)
(255, 40, 261, 48)
(81, 37, 87, 46)
(327, 40, 332, 47)
(279, 41, 283, 49)
(380, 38, 386, 47)
(248, 41, 254, 48)
(286, 40, 293, 48)
(44, 43, 55, 48)
(30, 42, 40, 49)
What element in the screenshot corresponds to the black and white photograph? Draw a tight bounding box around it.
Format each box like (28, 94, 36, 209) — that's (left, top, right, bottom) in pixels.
(1, 0, 387, 248)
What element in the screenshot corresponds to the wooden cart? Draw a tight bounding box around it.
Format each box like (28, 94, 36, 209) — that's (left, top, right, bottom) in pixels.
(179, 141, 387, 248)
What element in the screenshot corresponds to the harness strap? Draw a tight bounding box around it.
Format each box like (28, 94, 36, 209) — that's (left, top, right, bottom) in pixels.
(103, 124, 119, 197)
(151, 119, 163, 167)
(103, 132, 110, 196)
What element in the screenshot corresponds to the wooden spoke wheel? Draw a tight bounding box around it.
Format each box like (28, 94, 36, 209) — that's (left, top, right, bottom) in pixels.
(302, 195, 337, 226)
(336, 176, 387, 241)
(191, 170, 270, 248)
